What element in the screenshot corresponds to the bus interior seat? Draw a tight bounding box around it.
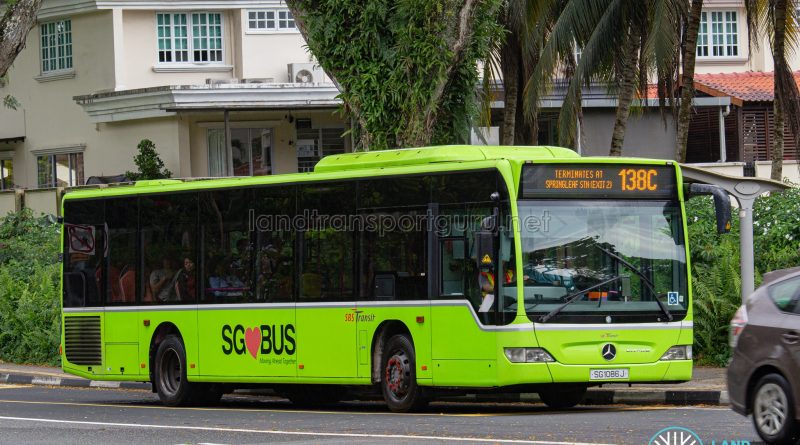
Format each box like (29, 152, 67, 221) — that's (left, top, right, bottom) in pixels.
(301, 273, 322, 299)
(373, 273, 396, 300)
(64, 272, 86, 307)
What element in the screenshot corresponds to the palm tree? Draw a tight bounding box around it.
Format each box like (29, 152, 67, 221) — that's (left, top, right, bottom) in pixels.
(759, 0, 800, 180)
(675, 0, 704, 163)
(525, 0, 688, 156)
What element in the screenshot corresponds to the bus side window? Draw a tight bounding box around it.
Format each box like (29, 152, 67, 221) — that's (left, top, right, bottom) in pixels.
(358, 177, 429, 301)
(299, 182, 355, 302)
(106, 198, 138, 305)
(141, 193, 198, 304)
(201, 189, 253, 304)
(63, 199, 105, 308)
(252, 185, 295, 303)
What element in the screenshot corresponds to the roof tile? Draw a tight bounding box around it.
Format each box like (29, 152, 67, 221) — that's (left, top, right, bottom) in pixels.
(693, 71, 800, 105)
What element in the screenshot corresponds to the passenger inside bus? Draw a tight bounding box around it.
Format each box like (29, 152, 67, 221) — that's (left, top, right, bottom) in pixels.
(172, 257, 196, 302)
(149, 257, 175, 302)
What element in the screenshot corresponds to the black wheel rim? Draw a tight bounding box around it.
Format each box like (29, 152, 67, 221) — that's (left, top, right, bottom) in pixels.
(160, 347, 181, 396)
(385, 350, 411, 402)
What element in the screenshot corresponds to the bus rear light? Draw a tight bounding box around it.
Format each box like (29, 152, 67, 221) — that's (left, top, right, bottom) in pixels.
(416, 316, 424, 323)
(660, 345, 692, 361)
(504, 348, 554, 363)
(143, 319, 150, 327)
(730, 305, 748, 348)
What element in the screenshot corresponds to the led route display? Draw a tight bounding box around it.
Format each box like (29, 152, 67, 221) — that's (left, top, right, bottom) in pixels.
(521, 164, 677, 199)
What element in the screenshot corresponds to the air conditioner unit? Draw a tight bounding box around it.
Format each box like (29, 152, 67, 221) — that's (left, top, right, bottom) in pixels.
(206, 78, 240, 85)
(288, 62, 327, 84)
(243, 78, 274, 84)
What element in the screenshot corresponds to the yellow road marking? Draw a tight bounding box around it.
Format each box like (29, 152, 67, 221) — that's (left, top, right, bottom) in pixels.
(0, 385, 31, 389)
(0, 397, 727, 418)
(0, 368, 67, 378)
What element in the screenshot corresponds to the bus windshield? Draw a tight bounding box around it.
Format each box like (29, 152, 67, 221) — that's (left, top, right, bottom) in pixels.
(514, 200, 687, 323)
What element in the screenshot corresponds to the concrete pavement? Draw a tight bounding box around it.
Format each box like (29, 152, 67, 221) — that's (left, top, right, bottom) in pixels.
(0, 361, 729, 406)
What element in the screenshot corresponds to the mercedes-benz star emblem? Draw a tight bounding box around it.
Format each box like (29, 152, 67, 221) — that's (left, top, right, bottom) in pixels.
(601, 343, 616, 361)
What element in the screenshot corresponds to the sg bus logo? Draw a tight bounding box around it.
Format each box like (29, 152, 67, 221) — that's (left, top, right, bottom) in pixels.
(221, 324, 296, 359)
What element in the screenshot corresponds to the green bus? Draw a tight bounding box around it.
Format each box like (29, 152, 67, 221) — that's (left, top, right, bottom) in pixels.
(60, 145, 726, 412)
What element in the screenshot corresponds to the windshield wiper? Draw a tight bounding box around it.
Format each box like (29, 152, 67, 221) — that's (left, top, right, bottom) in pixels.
(539, 276, 622, 323)
(594, 245, 673, 322)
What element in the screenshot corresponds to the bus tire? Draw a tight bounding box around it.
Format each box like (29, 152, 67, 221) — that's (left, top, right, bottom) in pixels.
(381, 334, 427, 413)
(539, 385, 587, 409)
(154, 335, 195, 406)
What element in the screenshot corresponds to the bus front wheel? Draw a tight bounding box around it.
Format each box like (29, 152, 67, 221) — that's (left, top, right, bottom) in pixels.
(154, 335, 195, 406)
(539, 385, 587, 409)
(380, 334, 427, 413)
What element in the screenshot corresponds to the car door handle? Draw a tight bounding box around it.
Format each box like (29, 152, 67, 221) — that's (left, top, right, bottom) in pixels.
(783, 332, 800, 344)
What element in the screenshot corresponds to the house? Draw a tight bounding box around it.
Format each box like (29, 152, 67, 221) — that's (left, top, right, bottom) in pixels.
(0, 0, 345, 190)
(493, 0, 800, 179)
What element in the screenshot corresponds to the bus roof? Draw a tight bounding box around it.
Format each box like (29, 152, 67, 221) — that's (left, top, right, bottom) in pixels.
(313, 145, 579, 173)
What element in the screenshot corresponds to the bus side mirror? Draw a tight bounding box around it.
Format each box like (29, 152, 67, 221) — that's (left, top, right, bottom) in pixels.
(686, 183, 732, 234)
(474, 230, 496, 271)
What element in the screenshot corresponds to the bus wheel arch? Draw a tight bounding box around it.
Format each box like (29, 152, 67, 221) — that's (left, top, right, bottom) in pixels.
(148, 322, 183, 389)
(371, 320, 412, 384)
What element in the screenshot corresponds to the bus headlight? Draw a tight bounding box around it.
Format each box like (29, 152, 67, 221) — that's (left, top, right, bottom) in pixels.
(504, 348, 555, 363)
(660, 345, 692, 361)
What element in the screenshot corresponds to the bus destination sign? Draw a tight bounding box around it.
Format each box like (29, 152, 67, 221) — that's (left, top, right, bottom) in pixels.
(522, 164, 677, 199)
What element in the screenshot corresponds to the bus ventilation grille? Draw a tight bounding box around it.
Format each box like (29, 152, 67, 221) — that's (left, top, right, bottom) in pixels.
(64, 316, 102, 365)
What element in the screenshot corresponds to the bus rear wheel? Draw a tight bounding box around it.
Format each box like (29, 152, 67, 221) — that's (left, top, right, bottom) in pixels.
(154, 335, 195, 406)
(381, 334, 427, 413)
(539, 385, 587, 409)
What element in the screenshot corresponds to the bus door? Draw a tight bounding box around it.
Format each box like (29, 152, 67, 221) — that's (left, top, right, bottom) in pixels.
(430, 200, 499, 386)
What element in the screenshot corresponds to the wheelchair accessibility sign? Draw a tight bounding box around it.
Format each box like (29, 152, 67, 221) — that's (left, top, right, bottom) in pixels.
(667, 292, 679, 306)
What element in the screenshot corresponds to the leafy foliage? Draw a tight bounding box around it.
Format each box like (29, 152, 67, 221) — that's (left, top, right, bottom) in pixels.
(287, 0, 503, 150)
(125, 139, 172, 181)
(0, 209, 61, 365)
(686, 186, 800, 365)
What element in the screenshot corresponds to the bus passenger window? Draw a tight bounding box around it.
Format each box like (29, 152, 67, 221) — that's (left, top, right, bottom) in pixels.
(106, 198, 138, 305)
(201, 190, 253, 303)
(299, 183, 355, 302)
(63, 199, 104, 308)
(252, 185, 295, 303)
(140, 193, 198, 304)
(357, 177, 429, 301)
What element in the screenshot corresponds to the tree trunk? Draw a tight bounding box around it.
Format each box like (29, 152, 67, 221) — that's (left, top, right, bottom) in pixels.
(0, 0, 44, 77)
(610, 31, 640, 156)
(676, 0, 704, 162)
(771, 0, 788, 181)
(500, 26, 520, 145)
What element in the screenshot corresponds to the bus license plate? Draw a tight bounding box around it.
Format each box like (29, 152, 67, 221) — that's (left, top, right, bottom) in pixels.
(589, 369, 629, 380)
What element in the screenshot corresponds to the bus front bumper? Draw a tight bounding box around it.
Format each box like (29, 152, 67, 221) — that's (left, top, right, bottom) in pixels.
(497, 360, 692, 386)
(547, 360, 692, 383)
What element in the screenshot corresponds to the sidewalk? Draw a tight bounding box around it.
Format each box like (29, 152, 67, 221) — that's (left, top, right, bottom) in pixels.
(0, 361, 728, 406)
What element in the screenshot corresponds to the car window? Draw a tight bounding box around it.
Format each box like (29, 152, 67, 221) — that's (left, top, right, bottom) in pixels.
(768, 276, 800, 314)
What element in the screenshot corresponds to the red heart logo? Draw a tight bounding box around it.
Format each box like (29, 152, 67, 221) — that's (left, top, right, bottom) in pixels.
(245, 327, 261, 360)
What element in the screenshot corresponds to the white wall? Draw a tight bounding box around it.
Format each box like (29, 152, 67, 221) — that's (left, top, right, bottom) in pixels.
(237, 10, 312, 82)
(579, 109, 678, 159)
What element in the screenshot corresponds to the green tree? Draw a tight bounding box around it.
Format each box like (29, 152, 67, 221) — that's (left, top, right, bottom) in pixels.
(126, 139, 172, 181)
(285, 0, 503, 150)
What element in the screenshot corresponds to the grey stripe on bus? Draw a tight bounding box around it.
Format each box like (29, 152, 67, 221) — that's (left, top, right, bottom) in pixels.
(63, 302, 691, 332)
